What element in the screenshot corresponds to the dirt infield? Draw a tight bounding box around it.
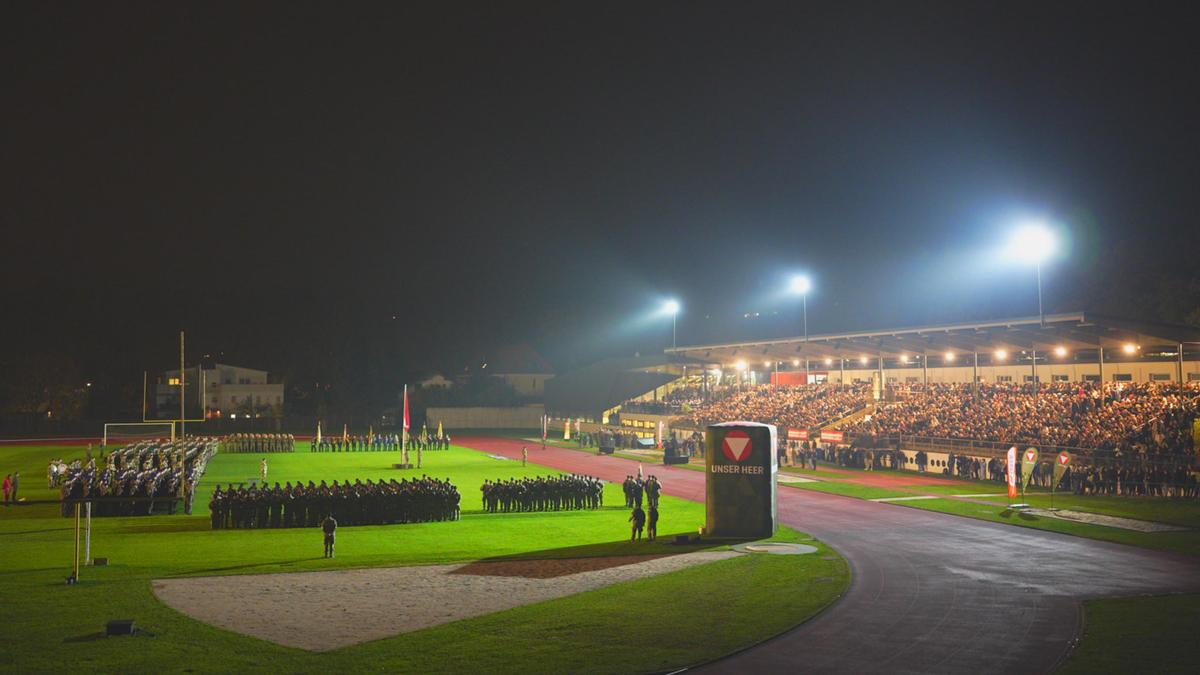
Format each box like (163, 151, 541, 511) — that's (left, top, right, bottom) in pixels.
(153, 551, 739, 651)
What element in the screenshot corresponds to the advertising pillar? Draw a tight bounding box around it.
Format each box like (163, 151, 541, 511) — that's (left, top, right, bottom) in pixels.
(706, 422, 778, 538)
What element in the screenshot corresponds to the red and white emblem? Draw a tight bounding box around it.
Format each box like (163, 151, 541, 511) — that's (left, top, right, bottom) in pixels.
(1058, 452, 1071, 466)
(1025, 449, 1037, 462)
(722, 429, 753, 462)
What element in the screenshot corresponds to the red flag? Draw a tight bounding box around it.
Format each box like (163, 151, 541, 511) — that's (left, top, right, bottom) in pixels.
(403, 385, 411, 432)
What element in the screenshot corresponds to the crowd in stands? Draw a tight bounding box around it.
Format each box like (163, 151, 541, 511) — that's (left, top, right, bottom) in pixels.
(621, 400, 679, 415)
(681, 383, 870, 430)
(619, 382, 740, 415)
(209, 476, 460, 528)
(480, 474, 604, 512)
(55, 438, 218, 516)
(840, 382, 1200, 460)
(224, 433, 295, 453)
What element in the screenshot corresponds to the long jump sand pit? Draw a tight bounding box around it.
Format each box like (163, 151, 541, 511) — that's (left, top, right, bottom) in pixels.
(153, 551, 739, 651)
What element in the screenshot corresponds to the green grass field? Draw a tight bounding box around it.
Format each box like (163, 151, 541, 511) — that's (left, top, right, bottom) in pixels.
(774, 461, 1200, 555)
(0, 441, 848, 674)
(1060, 593, 1200, 674)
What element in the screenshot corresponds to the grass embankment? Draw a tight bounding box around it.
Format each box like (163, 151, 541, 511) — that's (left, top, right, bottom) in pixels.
(1060, 593, 1200, 674)
(0, 442, 848, 674)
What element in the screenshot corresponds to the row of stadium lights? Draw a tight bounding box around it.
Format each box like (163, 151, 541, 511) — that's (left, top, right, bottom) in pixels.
(661, 222, 1144, 370)
(727, 343, 1140, 372)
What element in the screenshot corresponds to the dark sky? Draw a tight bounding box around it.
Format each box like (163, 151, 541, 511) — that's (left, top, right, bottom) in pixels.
(4, 2, 1198, 409)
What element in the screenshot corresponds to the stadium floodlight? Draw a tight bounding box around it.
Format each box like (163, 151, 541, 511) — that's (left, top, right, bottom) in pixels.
(825, 358, 833, 365)
(1123, 343, 1138, 354)
(788, 274, 814, 376)
(789, 275, 812, 296)
(1006, 221, 1057, 326)
(735, 360, 747, 371)
(1054, 346, 1068, 357)
(662, 299, 681, 349)
(900, 354, 909, 364)
(792, 359, 800, 367)
(859, 356, 868, 365)
(995, 349, 1007, 360)
(1008, 223, 1056, 264)
(945, 351, 956, 362)
(763, 360, 771, 368)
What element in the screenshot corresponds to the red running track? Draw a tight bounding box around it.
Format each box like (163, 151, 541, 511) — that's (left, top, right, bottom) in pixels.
(459, 436, 1200, 675)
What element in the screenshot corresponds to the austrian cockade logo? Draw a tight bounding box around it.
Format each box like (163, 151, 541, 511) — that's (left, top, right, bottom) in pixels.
(722, 429, 753, 462)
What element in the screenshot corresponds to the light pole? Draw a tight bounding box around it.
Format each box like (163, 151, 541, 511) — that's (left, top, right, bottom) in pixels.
(1008, 223, 1056, 327)
(789, 275, 812, 381)
(663, 299, 681, 349)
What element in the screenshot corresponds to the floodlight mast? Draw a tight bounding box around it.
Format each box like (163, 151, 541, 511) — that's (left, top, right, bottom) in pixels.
(789, 275, 812, 381)
(1010, 224, 1056, 327)
(664, 299, 681, 349)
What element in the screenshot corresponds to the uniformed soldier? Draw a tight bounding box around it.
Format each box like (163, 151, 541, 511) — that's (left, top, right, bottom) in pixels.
(322, 514, 338, 558)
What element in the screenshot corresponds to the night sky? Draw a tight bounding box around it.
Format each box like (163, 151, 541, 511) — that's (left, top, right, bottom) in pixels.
(4, 2, 1198, 415)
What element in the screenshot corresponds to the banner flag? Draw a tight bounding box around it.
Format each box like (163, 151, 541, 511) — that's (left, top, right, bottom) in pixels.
(342, 424, 348, 442)
(564, 418, 571, 441)
(541, 415, 547, 440)
(316, 421, 322, 444)
(1053, 451, 1071, 487)
(402, 385, 411, 431)
(1006, 446, 1019, 499)
(402, 384, 410, 451)
(1021, 447, 1039, 493)
(437, 420, 443, 438)
(656, 420, 664, 449)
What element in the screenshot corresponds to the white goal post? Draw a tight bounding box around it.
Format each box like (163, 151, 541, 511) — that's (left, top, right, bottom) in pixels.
(103, 422, 176, 447)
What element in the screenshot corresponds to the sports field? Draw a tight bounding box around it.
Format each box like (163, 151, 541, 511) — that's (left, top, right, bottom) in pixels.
(0, 441, 848, 674)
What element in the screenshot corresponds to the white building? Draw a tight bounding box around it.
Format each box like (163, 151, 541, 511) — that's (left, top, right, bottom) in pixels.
(159, 363, 284, 419)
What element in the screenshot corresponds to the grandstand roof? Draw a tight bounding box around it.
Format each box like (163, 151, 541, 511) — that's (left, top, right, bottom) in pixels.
(666, 312, 1200, 365)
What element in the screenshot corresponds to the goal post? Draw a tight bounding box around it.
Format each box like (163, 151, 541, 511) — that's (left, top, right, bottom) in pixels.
(103, 422, 176, 448)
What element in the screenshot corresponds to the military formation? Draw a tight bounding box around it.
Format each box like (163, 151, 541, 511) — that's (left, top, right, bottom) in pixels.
(56, 438, 218, 516)
(209, 476, 461, 528)
(407, 433, 451, 451)
(313, 434, 400, 452)
(309, 431, 452, 453)
(622, 474, 663, 509)
(223, 433, 295, 453)
(480, 474, 604, 512)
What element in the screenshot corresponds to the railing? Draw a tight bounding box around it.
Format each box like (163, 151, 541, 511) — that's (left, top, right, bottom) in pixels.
(841, 432, 1196, 469)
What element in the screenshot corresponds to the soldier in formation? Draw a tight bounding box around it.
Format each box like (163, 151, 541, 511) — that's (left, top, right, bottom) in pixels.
(224, 433, 295, 453)
(622, 475, 646, 508)
(57, 438, 218, 516)
(209, 476, 461, 529)
(406, 432, 451, 452)
(480, 474, 604, 513)
(311, 433, 401, 452)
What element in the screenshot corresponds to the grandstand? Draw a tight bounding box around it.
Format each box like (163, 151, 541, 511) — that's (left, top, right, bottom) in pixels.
(546, 313, 1200, 491)
(663, 312, 1200, 388)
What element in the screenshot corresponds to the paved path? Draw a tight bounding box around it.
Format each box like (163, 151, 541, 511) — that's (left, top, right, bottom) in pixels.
(459, 437, 1200, 674)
